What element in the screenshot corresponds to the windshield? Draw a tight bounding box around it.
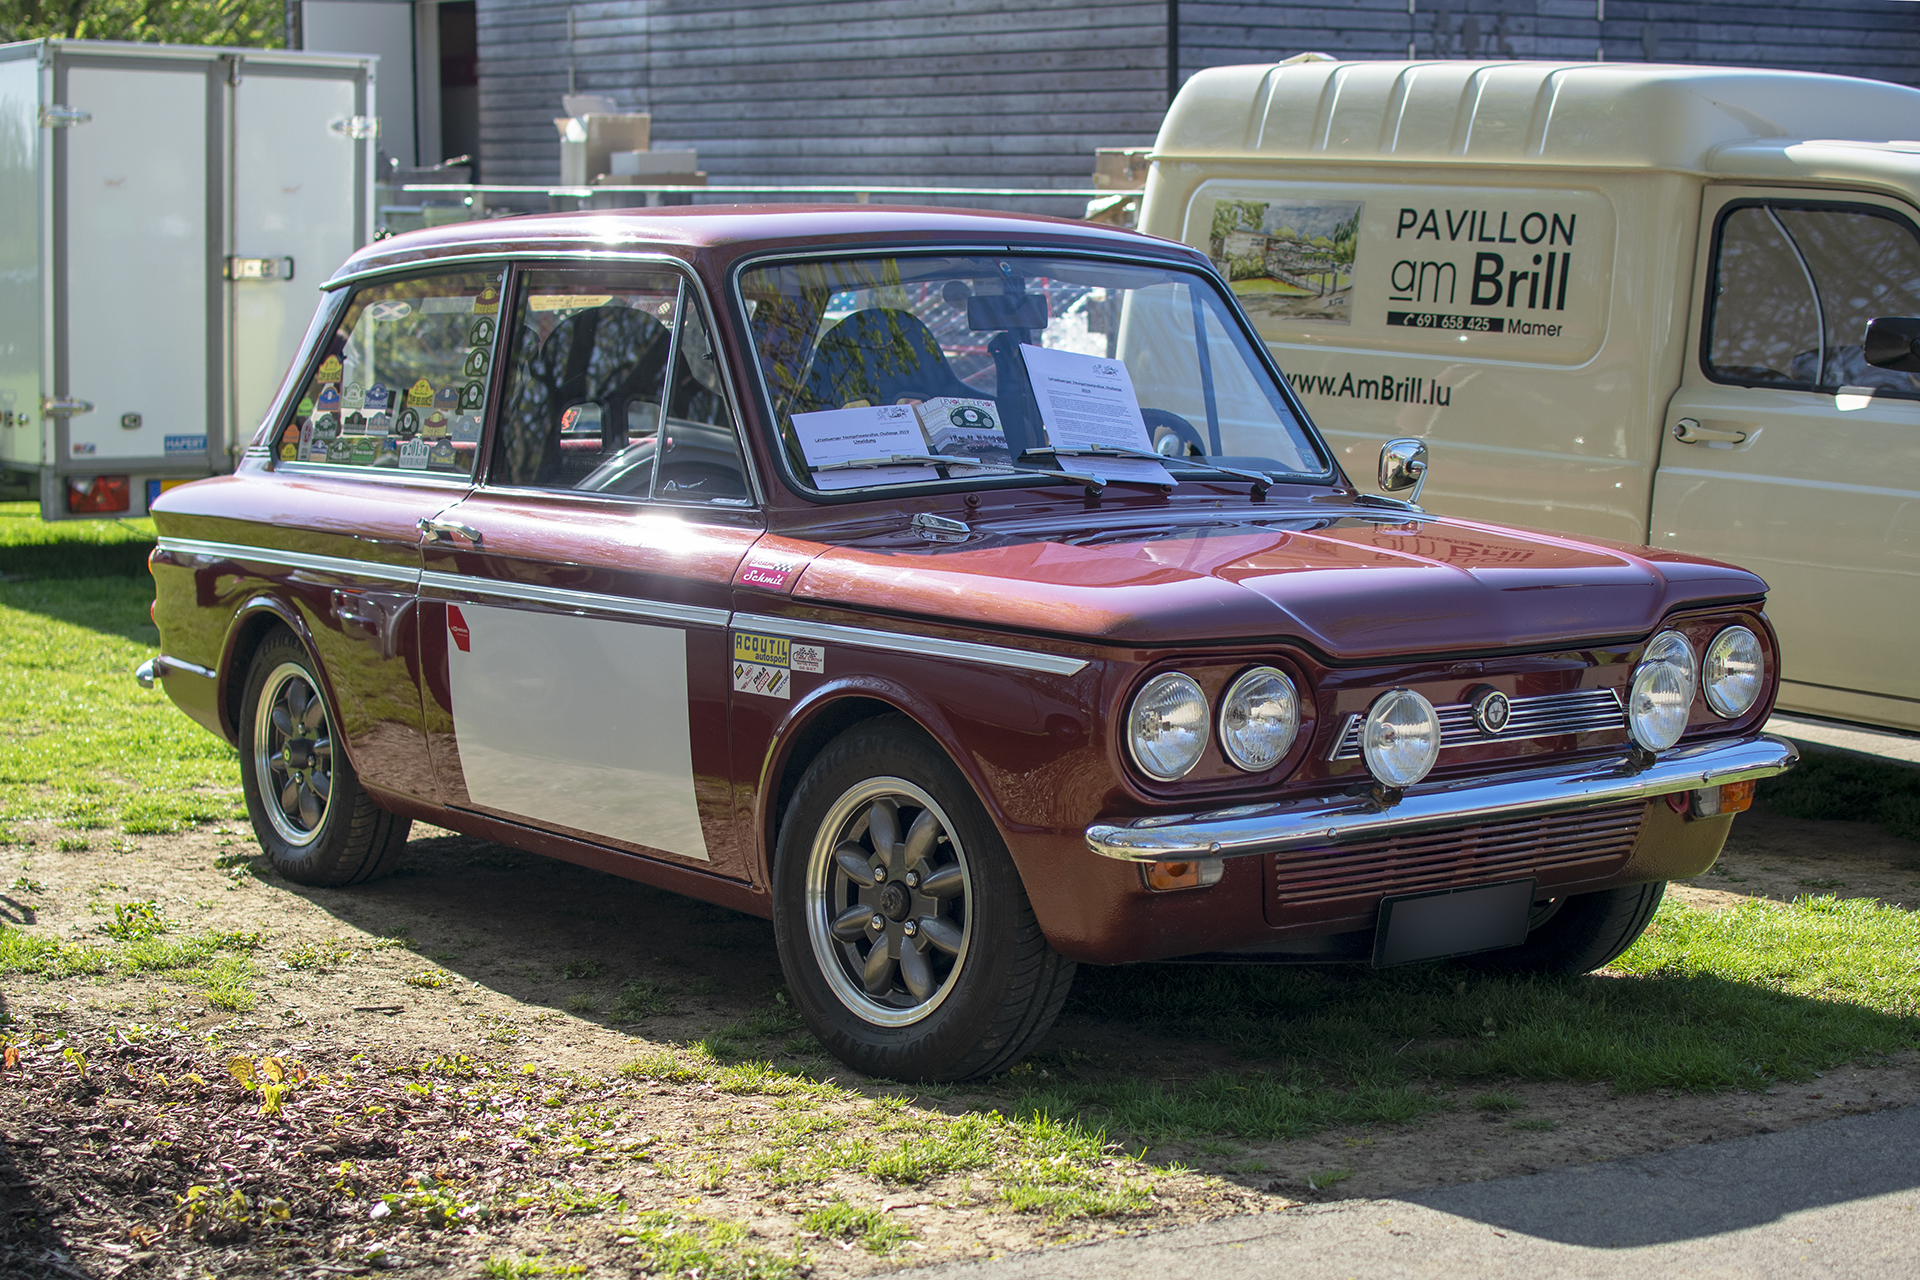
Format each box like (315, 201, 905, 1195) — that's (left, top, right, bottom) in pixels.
(737, 252, 1330, 495)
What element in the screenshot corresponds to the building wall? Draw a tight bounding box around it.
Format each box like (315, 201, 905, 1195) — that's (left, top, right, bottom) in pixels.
(476, 0, 1920, 205)
(476, 0, 1170, 204)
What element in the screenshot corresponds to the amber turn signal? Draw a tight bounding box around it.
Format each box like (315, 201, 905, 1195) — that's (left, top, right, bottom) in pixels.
(1142, 859, 1226, 891)
(1717, 779, 1756, 813)
(1685, 779, 1757, 819)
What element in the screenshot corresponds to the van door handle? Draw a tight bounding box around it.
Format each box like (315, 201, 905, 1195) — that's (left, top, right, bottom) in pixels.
(1673, 418, 1749, 445)
(417, 516, 483, 545)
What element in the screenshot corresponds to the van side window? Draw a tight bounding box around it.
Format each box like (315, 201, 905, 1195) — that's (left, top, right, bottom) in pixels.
(1707, 203, 1920, 396)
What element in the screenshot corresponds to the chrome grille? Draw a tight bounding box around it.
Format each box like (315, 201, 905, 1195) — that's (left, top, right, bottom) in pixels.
(1266, 803, 1645, 912)
(1329, 687, 1625, 761)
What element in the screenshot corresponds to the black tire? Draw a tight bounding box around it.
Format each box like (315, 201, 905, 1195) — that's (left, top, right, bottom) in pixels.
(1469, 881, 1666, 975)
(237, 628, 410, 886)
(771, 715, 1075, 1081)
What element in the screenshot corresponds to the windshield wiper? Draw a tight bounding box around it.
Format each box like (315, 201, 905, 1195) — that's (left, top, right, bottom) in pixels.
(1020, 444, 1273, 494)
(811, 454, 1107, 493)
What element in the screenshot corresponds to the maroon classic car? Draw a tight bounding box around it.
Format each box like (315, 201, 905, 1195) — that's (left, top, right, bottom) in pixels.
(141, 207, 1795, 1080)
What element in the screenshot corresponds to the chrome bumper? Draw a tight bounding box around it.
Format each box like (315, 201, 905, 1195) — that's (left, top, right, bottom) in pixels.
(134, 655, 215, 689)
(1085, 733, 1798, 863)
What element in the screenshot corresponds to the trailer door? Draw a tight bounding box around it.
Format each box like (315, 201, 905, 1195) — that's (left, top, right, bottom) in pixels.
(56, 54, 216, 475)
(230, 61, 369, 456)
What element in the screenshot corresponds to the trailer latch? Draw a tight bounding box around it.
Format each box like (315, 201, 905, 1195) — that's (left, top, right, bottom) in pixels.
(40, 105, 91, 128)
(226, 256, 295, 282)
(329, 115, 378, 140)
(41, 397, 94, 416)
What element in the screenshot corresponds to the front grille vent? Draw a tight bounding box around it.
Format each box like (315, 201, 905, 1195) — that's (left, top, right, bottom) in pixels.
(1329, 686, 1624, 761)
(1266, 802, 1645, 914)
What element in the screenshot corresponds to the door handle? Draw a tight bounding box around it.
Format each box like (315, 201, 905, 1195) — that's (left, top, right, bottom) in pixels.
(1672, 418, 1749, 446)
(417, 516, 483, 545)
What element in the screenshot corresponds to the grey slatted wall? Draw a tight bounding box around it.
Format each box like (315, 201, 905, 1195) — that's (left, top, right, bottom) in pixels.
(477, 0, 1170, 210)
(476, 0, 1920, 202)
(1177, 2, 1920, 87)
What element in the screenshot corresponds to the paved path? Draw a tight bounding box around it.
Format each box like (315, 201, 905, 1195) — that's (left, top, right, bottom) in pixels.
(916, 1103, 1920, 1279)
(1765, 712, 1920, 767)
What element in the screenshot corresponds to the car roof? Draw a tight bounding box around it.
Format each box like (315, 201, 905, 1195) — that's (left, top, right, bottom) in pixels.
(328, 204, 1207, 286)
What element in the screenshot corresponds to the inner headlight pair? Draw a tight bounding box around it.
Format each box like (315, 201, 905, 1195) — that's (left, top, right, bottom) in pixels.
(1128, 667, 1300, 781)
(1628, 625, 1764, 752)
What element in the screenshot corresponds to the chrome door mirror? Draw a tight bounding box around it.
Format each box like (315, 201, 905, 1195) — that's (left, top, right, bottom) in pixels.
(1378, 437, 1430, 507)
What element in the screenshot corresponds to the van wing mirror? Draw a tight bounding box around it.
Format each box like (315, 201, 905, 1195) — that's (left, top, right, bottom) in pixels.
(1378, 437, 1430, 506)
(1863, 316, 1920, 373)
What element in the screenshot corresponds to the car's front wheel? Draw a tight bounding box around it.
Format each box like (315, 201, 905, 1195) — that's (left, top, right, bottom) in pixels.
(238, 628, 410, 886)
(1469, 881, 1666, 975)
(772, 716, 1075, 1081)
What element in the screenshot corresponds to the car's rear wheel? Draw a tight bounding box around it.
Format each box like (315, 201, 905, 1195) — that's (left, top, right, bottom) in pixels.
(772, 716, 1075, 1081)
(238, 629, 410, 886)
(1468, 881, 1666, 975)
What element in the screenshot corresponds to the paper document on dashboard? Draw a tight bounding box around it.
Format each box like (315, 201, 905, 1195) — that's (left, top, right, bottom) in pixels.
(790, 405, 941, 490)
(1020, 344, 1174, 485)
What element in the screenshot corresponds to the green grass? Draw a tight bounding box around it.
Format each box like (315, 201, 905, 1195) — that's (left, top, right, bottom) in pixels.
(1011, 894, 1920, 1142)
(801, 1199, 915, 1254)
(0, 573, 242, 838)
(1758, 751, 1920, 842)
(0, 500, 157, 579)
(615, 1209, 799, 1279)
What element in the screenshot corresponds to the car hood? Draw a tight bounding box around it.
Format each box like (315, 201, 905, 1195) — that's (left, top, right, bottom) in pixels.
(784, 509, 1767, 659)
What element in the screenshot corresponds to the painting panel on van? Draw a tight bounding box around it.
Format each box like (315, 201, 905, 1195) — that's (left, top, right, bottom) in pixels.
(1209, 198, 1361, 325)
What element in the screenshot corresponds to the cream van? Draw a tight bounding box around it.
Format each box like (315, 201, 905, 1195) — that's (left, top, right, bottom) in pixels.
(1136, 59, 1920, 733)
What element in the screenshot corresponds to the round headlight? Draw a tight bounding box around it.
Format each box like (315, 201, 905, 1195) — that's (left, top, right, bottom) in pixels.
(1218, 666, 1301, 772)
(1361, 688, 1442, 788)
(1128, 672, 1209, 781)
(1627, 629, 1696, 752)
(1703, 625, 1763, 719)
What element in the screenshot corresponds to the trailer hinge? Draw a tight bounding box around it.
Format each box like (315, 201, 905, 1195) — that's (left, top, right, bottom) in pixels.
(41, 397, 94, 417)
(225, 256, 295, 282)
(329, 115, 378, 141)
(40, 105, 90, 128)
(221, 53, 243, 87)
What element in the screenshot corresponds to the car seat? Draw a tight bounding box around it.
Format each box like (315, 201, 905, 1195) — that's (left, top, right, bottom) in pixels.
(799, 309, 981, 412)
(532, 306, 671, 485)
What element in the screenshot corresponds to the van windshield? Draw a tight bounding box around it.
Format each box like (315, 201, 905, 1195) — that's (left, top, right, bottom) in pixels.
(737, 252, 1330, 495)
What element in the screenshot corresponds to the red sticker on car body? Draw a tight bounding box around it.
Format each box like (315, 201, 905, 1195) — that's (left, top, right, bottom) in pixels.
(447, 605, 471, 652)
(734, 542, 816, 594)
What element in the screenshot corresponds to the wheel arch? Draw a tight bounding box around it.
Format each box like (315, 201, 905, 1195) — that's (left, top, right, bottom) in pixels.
(754, 681, 1015, 890)
(219, 598, 345, 761)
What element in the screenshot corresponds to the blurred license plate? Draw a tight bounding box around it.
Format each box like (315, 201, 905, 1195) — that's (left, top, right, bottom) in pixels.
(1371, 878, 1536, 968)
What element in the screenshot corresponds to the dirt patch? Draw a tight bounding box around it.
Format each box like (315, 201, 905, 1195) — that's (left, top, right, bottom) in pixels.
(1670, 797, 1920, 913)
(2, 801, 1916, 1277)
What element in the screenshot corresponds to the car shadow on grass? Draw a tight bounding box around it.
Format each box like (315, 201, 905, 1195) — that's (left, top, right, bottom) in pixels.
(248, 826, 1920, 1195)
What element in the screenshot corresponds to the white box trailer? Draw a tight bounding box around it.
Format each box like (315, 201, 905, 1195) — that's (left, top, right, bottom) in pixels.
(0, 39, 376, 520)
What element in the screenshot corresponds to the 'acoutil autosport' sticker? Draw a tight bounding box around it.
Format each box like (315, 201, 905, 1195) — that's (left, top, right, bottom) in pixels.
(731, 631, 825, 699)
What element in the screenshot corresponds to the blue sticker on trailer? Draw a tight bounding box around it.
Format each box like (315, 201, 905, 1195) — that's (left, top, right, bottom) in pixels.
(164, 434, 207, 455)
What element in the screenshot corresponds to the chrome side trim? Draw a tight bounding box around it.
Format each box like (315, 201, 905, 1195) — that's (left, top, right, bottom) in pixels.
(1328, 687, 1626, 760)
(157, 655, 218, 681)
(1087, 733, 1798, 863)
(731, 610, 1090, 677)
(155, 537, 420, 587)
(420, 570, 730, 629)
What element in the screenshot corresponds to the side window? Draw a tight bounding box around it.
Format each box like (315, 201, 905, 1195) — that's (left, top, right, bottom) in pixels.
(490, 268, 749, 503)
(1707, 202, 1920, 396)
(274, 271, 503, 474)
